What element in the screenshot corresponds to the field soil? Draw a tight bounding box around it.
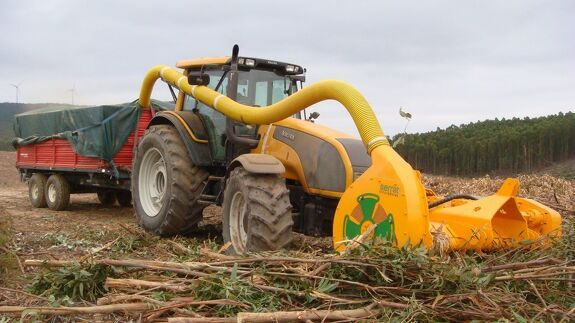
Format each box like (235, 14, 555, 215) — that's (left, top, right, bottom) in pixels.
(0, 150, 328, 288)
(0, 150, 573, 321)
(0, 151, 136, 259)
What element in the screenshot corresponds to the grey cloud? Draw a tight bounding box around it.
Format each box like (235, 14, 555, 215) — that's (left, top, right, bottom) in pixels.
(0, 0, 573, 136)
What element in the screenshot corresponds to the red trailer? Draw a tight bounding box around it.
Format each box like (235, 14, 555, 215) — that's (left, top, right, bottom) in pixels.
(14, 106, 153, 210)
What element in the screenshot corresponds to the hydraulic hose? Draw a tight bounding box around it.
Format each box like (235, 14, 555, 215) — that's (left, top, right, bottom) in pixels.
(139, 65, 389, 153)
(428, 194, 479, 209)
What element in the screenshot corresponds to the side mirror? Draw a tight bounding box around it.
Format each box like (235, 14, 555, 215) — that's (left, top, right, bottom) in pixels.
(187, 72, 210, 86)
(308, 111, 320, 122)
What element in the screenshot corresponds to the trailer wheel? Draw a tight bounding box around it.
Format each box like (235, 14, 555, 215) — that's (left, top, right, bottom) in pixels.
(132, 125, 208, 236)
(97, 190, 116, 207)
(116, 190, 132, 207)
(45, 174, 70, 211)
(223, 167, 293, 254)
(28, 173, 48, 208)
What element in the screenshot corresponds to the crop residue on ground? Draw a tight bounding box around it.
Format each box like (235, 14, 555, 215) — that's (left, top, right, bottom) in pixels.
(0, 151, 573, 322)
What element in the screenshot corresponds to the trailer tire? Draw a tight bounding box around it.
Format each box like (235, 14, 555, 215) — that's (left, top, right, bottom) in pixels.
(45, 174, 70, 211)
(29, 173, 48, 208)
(223, 167, 293, 254)
(97, 190, 117, 207)
(132, 125, 208, 236)
(116, 190, 132, 207)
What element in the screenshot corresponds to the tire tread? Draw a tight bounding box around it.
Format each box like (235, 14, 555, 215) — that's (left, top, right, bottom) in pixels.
(224, 167, 293, 253)
(132, 125, 208, 236)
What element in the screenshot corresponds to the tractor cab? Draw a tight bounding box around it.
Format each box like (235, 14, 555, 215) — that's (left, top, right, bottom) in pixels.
(175, 55, 306, 163)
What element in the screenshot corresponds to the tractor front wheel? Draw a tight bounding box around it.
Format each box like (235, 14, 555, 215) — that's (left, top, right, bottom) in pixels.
(222, 167, 293, 254)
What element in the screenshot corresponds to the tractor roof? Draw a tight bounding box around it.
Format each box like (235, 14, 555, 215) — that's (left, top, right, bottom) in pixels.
(176, 56, 304, 75)
(176, 57, 230, 69)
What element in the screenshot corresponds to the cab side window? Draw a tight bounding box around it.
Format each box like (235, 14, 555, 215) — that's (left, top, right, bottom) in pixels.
(183, 69, 228, 161)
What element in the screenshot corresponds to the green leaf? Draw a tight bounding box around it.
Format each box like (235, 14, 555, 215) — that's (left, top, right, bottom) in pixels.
(511, 309, 528, 323)
(316, 278, 339, 293)
(476, 273, 495, 286)
(48, 294, 55, 303)
(231, 263, 238, 280)
(61, 295, 74, 306)
(80, 269, 92, 277)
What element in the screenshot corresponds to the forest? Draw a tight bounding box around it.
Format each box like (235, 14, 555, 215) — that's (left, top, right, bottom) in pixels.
(394, 112, 575, 176)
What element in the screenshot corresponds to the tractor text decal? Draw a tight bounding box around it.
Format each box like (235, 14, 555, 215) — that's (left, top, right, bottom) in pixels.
(380, 184, 400, 197)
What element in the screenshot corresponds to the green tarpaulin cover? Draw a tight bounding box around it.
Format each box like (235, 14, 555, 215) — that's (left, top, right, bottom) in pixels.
(13, 100, 173, 161)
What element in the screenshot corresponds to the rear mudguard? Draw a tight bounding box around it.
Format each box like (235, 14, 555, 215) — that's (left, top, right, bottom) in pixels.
(147, 111, 212, 166)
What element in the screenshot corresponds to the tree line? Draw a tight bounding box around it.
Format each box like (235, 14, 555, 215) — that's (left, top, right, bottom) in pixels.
(393, 112, 575, 176)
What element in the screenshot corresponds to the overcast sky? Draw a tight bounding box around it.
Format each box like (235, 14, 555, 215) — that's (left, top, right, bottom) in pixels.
(1, 1, 573, 136)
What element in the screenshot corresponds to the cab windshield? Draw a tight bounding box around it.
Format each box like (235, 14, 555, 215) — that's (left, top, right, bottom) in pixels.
(236, 69, 293, 106)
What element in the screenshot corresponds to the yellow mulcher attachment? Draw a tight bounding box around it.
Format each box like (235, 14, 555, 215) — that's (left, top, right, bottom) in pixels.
(139, 65, 562, 253)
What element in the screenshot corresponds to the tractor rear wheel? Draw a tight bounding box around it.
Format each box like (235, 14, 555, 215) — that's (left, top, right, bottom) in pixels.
(132, 125, 208, 236)
(97, 190, 116, 207)
(29, 173, 48, 208)
(222, 167, 293, 254)
(45, 174, 70, 211)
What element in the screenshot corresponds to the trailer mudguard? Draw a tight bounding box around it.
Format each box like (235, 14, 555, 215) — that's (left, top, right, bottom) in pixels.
(147, 111, 212, 166)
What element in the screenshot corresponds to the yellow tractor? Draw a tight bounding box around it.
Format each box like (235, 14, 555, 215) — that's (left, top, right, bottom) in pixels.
(132, 45, 561, 254)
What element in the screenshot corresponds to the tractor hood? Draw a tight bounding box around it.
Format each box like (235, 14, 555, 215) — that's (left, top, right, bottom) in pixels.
(257, 117, 371, 197)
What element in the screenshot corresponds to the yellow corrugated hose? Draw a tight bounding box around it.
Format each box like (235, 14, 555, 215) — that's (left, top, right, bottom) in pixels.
(140, 64, 431, 250)
(139, 65, 389, 154)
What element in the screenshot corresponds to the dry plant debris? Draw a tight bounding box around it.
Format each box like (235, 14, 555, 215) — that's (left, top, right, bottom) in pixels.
(0, 173, 573, 322)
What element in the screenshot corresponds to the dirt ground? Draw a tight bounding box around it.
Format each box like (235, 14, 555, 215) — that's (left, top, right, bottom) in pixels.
(0, 151, 135, 253)
(1, 150, 573, 318)
(0, 151, 328, 293)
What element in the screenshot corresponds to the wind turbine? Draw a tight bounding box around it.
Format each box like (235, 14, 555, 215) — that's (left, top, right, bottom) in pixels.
(10, 82, 22, 103)
(68, 82, 76, 105)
